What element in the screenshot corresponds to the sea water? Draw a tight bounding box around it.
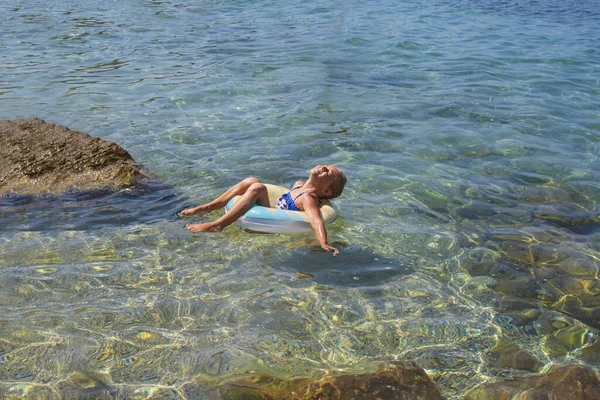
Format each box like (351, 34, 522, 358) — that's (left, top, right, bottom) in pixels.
(1, 0, 600, 397)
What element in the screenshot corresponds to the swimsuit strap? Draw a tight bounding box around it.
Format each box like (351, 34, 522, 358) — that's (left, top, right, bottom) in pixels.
(293, 191, 322, 205)
(292, 191, 306, 201)
(289, 185, 321, 205)
(289, 185, 304, 202)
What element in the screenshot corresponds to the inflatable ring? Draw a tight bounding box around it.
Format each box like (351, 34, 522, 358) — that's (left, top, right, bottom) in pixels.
(224, 184, 339, 234)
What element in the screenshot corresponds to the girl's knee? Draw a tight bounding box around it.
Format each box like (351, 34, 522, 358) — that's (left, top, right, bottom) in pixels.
(243, 177, 260, 186)
(248, 182, 266, 193)
(248, 182, 269, 207)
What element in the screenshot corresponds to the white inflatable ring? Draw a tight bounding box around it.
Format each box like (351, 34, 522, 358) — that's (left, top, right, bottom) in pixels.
(224, 184, 339, 234)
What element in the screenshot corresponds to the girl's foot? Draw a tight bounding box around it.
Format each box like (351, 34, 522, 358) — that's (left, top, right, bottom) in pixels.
(186, 222, 222, 232)
(180, 205, 214, 216)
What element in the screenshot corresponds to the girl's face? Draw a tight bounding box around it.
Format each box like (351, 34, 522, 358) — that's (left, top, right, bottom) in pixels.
(311, 165, 342, 190)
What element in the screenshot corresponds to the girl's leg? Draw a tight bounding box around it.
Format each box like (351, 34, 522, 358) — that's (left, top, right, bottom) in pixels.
(186, 182, 270, 232)
(181, 177, 262, 216)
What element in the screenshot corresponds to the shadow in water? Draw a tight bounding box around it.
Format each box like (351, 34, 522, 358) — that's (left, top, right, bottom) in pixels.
(0, 182, 182, 232)
(283, 244, 414, 289)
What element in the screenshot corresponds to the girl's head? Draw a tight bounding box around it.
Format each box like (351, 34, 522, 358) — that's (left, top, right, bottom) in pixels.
(311, 165, 346, 199)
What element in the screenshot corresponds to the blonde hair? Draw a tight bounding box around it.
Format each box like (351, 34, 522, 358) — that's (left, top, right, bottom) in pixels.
(324, 170, 346, 199)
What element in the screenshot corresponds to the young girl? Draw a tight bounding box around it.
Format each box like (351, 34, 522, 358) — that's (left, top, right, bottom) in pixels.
(181, 165, 346, 255)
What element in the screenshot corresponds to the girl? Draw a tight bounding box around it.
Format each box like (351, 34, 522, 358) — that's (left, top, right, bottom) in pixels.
(182, 165, 346, 255)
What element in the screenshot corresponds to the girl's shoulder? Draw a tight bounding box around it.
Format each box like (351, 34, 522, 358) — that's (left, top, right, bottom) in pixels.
(295, 189, 319, 206)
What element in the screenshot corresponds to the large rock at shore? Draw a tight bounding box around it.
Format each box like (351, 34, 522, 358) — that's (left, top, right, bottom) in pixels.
(0, 118, 144, 195)
(465, 365, 600, 400)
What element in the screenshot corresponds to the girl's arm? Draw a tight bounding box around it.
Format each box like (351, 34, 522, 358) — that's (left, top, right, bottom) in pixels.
(303, 195, 339, 256)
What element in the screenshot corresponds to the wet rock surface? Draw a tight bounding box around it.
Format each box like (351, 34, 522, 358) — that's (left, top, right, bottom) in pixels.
(465, 365, 600, 400)
(0, 118, 146, 195)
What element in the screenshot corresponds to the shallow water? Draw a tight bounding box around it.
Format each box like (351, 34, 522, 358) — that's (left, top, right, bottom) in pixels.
(1, 0, 600, 397)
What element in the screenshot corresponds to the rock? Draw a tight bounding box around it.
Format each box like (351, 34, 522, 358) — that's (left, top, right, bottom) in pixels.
(533, 207, 600, 233)
(0, 118, 146, 195)
(217, 363, 442, 400)
(497, 297, 542, 328)
(553, 294, 600, 330)
(581, 337, 600, 365)
(465, 365, 600, 400)
(486, 341, 542, 372)
(55, 371, 115, 399)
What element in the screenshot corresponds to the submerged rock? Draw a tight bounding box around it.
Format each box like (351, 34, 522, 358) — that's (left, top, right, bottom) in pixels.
(581, 337, 600, 365)
(216, 363, 442, 400)
(534, 207, 600, 233)
(56, 371, 115, 399)
(465, 365, 600, 400)
(557, 294, 600, 330)
(486, 341, 542, 372)
(0, 118, 146, 195)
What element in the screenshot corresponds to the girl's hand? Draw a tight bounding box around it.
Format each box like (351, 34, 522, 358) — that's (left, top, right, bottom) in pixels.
(321, 244, 340, 256)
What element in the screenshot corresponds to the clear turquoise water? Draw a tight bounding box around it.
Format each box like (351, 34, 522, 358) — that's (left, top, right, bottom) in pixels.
(1, 0, 600, 397)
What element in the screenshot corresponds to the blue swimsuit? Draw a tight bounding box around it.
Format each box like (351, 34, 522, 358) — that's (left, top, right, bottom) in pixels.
(276, 186, 321, 211)
(276, 186, 305, 211)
